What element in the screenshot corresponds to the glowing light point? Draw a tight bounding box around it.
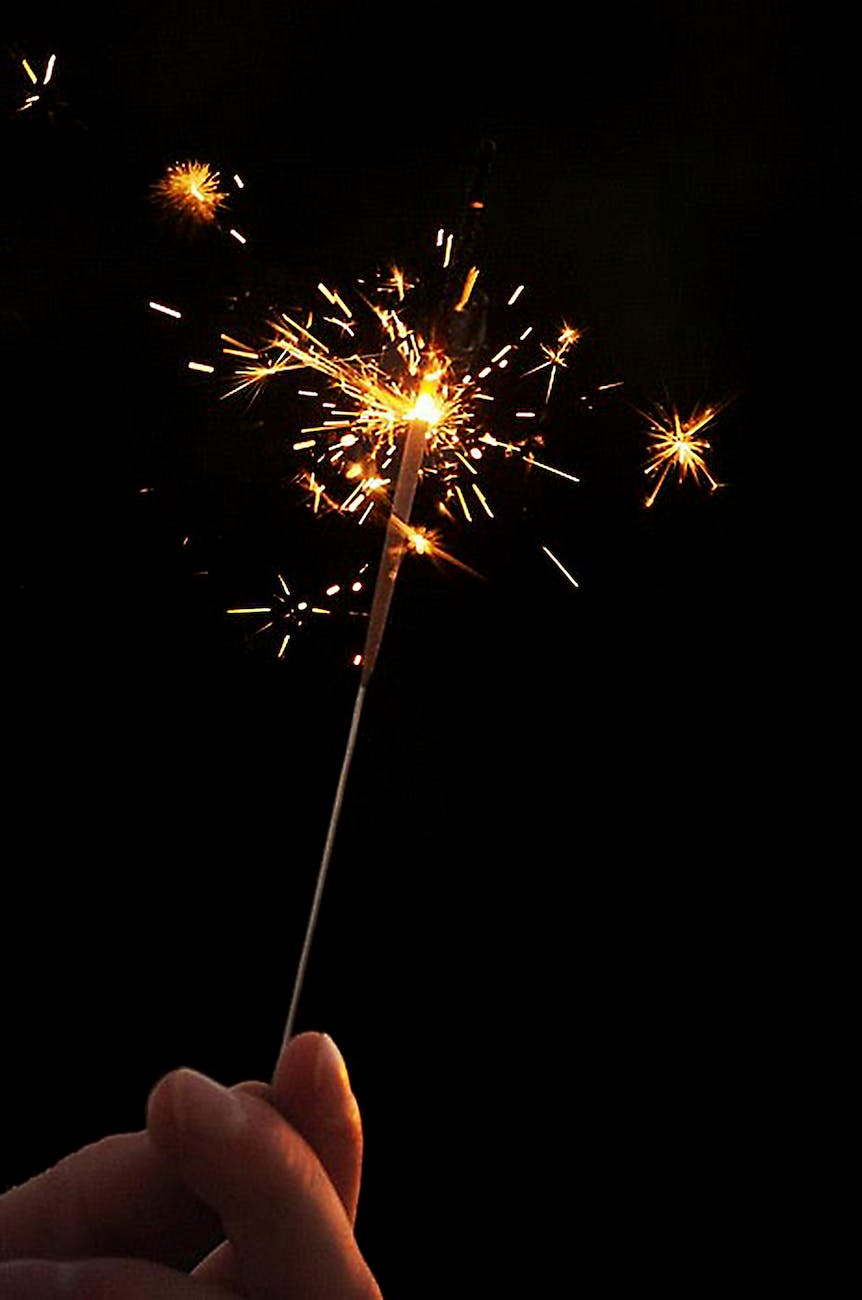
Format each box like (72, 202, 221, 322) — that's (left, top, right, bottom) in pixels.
(410, 390, 443, 426)
(407, 529, 434, 555)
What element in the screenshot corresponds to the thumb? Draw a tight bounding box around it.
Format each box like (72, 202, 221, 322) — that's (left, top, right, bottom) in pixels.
(148, 1068, 381, 1300)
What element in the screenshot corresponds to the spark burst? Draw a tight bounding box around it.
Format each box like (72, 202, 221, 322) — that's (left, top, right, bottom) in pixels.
(148, 148, 594, 664)
(151, 160, 229, 228)
(642, 401, 722, 507)
(226, 567, 369, 661)
(522, 323, 583, 402)
(216, 254, 580, 544)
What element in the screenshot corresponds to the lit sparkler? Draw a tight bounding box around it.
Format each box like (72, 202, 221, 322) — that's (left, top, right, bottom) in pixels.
(146, 143, 588, 1042)
(642, 400, 722, 507)
(274, 142, 588, 1041)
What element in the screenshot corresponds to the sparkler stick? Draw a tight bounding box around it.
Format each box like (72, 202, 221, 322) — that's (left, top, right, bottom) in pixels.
(282, 146, 496, 1047)
(281, 415, 427, 1046)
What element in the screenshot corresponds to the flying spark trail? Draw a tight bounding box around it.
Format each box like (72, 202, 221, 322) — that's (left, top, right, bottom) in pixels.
(641, 401, 723, 507)
(541, 544, 579, 589)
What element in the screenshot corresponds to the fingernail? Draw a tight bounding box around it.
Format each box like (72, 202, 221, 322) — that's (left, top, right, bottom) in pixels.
(171, 1068, 246, 1137)
(314, 1033, 353, 1110)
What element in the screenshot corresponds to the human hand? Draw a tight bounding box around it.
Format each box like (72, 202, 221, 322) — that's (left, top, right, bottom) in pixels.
(0, 1031, 382, 1297)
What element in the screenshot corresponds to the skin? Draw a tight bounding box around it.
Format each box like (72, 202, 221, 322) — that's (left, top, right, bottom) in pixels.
(0, 1032, 382, 1298)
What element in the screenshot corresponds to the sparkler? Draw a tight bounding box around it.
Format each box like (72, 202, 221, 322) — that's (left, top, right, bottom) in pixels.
(276, 142, 584, 1042)
(146, 143, 591, 1042)
(642, 400, 722, 507)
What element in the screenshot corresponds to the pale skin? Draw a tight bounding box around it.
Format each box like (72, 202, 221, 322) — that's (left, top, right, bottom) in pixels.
(0, 1032, 382, 1297)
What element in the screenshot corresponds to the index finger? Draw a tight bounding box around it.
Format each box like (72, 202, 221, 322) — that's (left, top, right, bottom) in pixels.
(148, 1069, 381, 1299)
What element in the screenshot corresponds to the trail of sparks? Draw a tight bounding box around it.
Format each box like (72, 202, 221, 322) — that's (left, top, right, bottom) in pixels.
(541, 545, 579, 589)
(642, 401, 722, 507)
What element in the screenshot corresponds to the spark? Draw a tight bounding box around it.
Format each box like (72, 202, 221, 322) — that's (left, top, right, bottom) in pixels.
(542, 545, 579, 589)
(454, 267, 480, 312)
(523, 324, 582, 402)
(149, 301, 182, 319)
(524, 456, 580, 484)
(151, 161, 227, 228)
(641, 401, 723, 507)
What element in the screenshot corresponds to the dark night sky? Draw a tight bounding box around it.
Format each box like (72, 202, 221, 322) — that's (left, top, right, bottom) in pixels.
(2, 3, 833, 1291)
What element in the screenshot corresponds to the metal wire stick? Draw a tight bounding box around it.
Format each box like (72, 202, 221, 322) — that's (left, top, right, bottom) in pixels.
(281, 679, 367, 1048)
(281, 419, 428, 1047)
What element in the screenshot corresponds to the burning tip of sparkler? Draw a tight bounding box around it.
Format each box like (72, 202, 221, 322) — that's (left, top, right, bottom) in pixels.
(409, 390, 443, 427)
(407, 367, 445, 427)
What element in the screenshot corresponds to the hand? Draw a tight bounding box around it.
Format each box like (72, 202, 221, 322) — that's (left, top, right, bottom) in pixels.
(0, 1032, 382, 1297)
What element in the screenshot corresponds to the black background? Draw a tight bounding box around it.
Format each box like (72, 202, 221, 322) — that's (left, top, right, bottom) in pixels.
(2, 3, 833, 1292)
